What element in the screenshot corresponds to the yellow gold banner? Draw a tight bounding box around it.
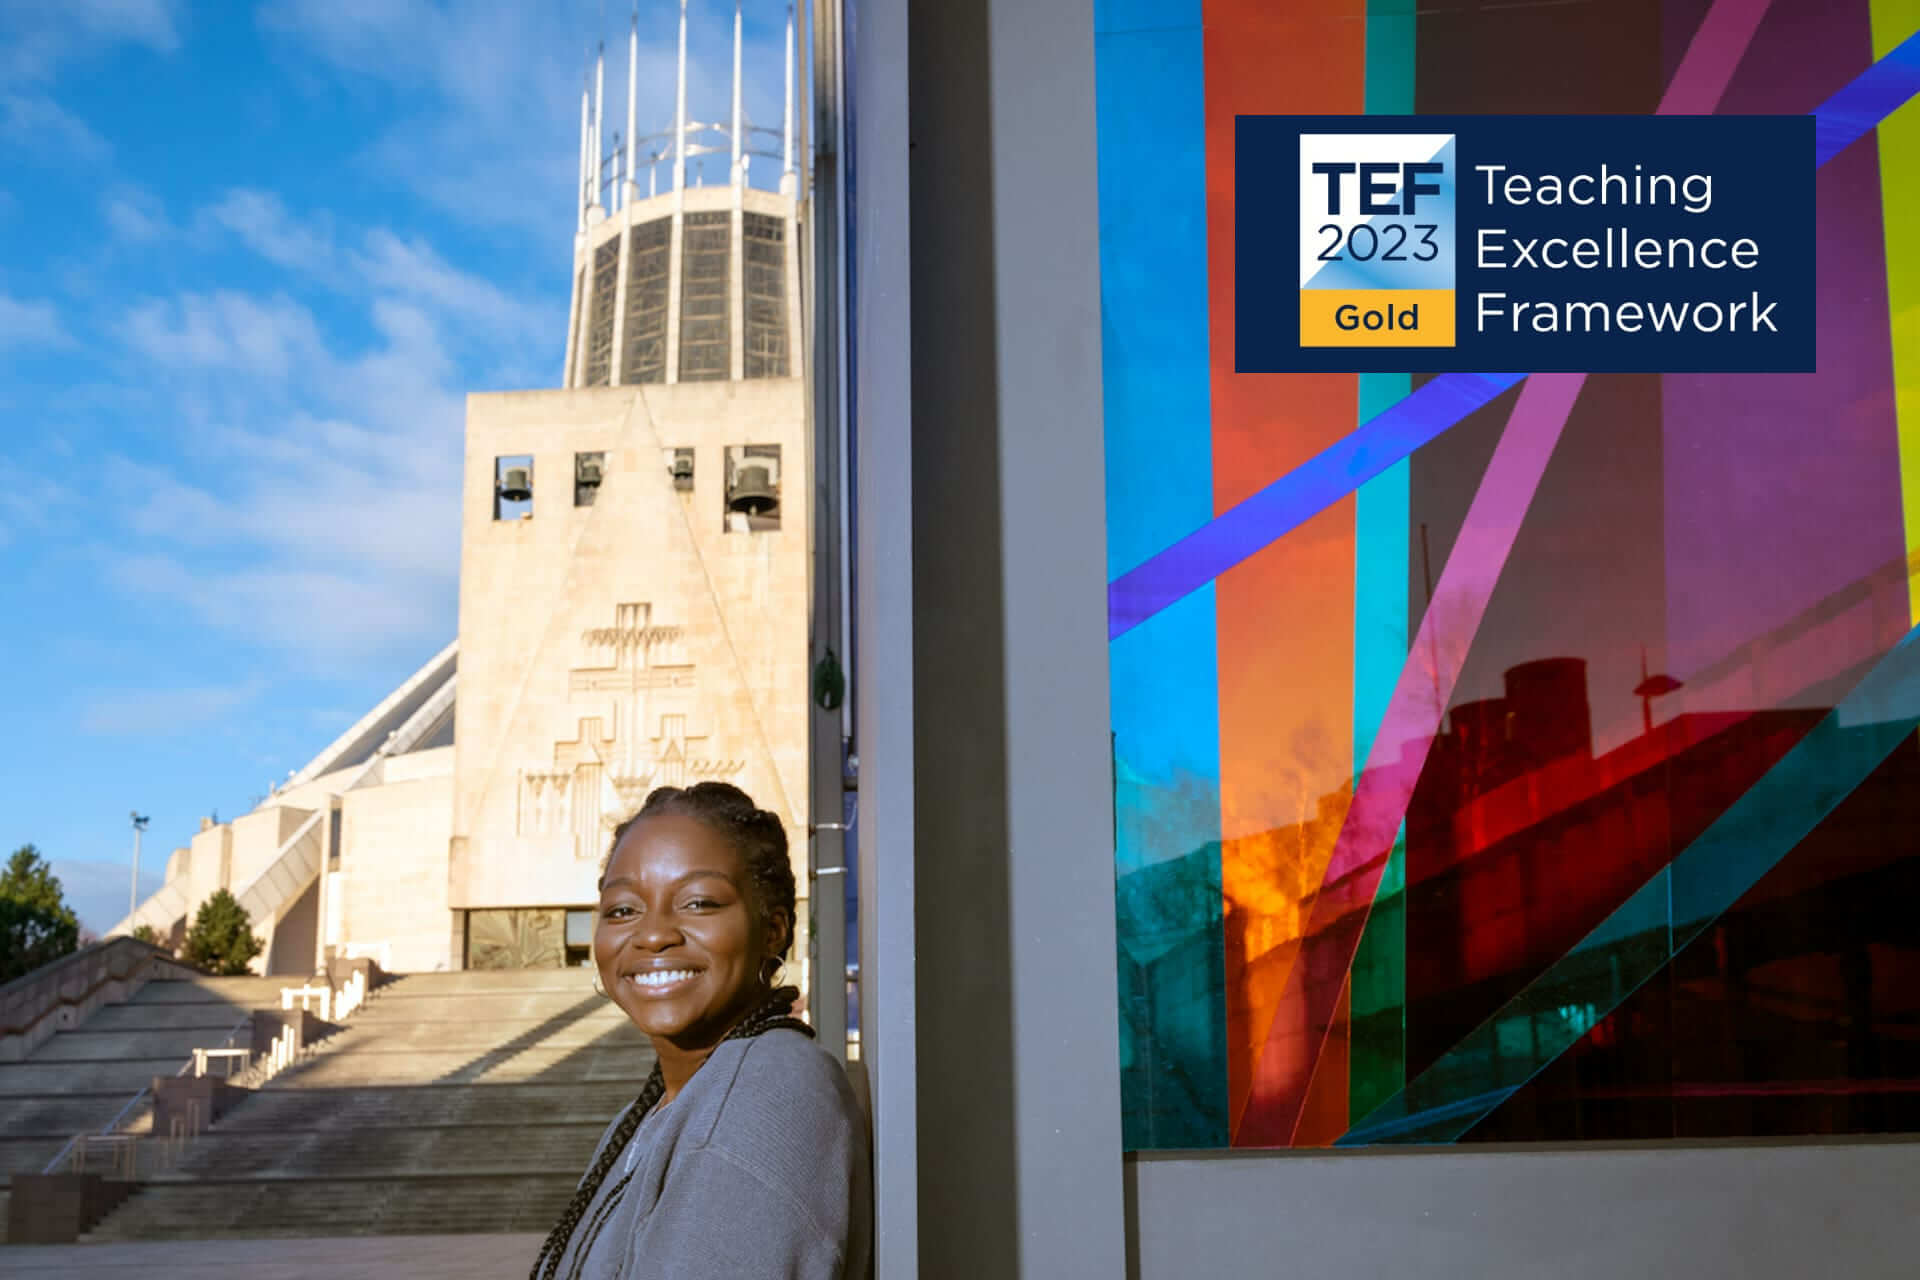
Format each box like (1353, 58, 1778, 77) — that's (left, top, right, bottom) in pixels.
(1300, 290, 1455, 347)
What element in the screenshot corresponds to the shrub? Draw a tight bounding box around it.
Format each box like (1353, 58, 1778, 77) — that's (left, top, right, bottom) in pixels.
(180, 889, 264, 976)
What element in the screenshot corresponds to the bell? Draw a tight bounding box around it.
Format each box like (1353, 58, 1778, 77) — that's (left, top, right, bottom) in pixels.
(670, 450, 695, 490)
(498, 467, 533, 502)
(727, 464, 777, 515)
(576, 455, 604, 486)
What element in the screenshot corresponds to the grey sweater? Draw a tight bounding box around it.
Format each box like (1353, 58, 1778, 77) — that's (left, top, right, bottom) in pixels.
(552, 1029, 872, 1279)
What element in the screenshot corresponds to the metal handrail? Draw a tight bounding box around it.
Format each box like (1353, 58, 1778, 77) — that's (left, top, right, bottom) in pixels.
(103, 1085, 153, 1131)
(42, 1127, 86, 1175)
(68, 1132, 139, 1179)
(39, 1012, 253, 1175)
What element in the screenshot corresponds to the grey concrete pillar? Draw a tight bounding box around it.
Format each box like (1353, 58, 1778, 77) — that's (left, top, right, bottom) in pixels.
(902, 0, 1124, 1273)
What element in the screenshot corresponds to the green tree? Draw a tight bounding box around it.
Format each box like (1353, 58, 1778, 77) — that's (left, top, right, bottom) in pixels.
(130, 923, 169, 952)
(180, 889, 264, 976)
(0, 845, 81, 983)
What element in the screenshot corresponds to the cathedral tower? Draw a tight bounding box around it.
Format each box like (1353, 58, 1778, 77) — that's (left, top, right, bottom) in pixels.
(442, 0, 812, 973)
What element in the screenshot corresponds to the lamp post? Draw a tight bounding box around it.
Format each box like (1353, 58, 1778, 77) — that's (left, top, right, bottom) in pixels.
(129, 812, 149, 921)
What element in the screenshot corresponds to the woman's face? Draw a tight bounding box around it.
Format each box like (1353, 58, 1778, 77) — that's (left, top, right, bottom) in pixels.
(593, 813, 785, 1048)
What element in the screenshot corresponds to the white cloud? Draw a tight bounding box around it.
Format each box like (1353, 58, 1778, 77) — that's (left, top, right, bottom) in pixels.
(0, 293, 71, 346)
(191, 189, 558, 347)
(258, 0, 574, 234)
(121, 291, 326, 380)
(106, 282, 467, 670)
(258, 0, 788, 236)
(0, 0, 181, 87)
(0, 471, 72, 550)
(201, 189, 337, 272)
(107, 550, 457, 668)
(353, 229, 552, 342)
(104, 186, 172, 242)
(0, 92, 110, 163)
(80, 680, 264, 737)
(107, 457, 234, 545)
(63, 0, 182, 49)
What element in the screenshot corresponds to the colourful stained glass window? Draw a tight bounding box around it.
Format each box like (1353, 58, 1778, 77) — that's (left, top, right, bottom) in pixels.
(1098, 0, 1920, 1149)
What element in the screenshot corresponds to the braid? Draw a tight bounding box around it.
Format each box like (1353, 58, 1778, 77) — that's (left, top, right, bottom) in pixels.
(529, 986, 812, 1279)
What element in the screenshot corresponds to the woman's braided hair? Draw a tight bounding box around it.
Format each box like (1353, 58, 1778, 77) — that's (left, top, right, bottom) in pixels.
(529, 783, 810, 1280)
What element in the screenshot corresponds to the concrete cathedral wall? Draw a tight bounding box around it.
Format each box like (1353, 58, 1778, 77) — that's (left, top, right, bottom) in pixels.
(335, 770, 456, 974)
(182, 821, 232, 914)
(266, 877, 319, 975)
(227, 804, 312, 901)
(452, 381, 810, 917)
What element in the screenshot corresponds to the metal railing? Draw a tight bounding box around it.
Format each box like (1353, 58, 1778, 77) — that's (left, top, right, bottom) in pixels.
(57, 1094, 202, 1181)
(335, 968, 369, 1020)
(39, 968, 386, 1177)
(191, 1047, 249, 1078)
(242, 967, 382, 1086)
(65, 1133, 139, 1179)
(39, 1013, 250, 1176)
(281, 983, 333, 1021)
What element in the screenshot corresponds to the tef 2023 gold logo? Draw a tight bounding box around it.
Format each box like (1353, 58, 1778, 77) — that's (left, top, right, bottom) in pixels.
(1298, 133, 1457, 347)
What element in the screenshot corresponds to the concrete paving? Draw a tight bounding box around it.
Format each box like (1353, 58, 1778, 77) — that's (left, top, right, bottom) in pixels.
(0, 1232, 548, 1278)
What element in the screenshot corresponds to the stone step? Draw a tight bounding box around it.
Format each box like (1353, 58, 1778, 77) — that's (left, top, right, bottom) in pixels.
(0, 1058, 197, 1095)
(79, 1002, 270, 1032)
(24, 1026, 257, 1063)
(83, 1175, 579, 1241)
(2, 969, 663, 1243)
(350, 993, 614, 1025)
(319, 1030, 642, 1061)
(0, 1091, 139, 1137)
(374, 970, 600, 993)
(222, 1081, 646, 1131)
(273, 1044, 650, 1087)
(344, 1014, 635, 1040)
(129, 978, 294, 1005)
(158, 1122, 612, 1181)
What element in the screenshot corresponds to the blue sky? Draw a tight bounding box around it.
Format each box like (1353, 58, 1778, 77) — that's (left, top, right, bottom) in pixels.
(1, 0, 796, 936)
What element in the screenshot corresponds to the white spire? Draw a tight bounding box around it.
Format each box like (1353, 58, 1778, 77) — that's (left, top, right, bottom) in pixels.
(578, 69, 591, 229)
(626, 5, 639, 204)
(592, 41, 605, 211)
(731, 0, 744, 185)
(782, 3, 795, 192)
(673, 0, 688, 194)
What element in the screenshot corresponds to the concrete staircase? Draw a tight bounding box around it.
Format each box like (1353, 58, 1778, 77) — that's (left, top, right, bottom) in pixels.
(81, 969, 653, 1241)
(0, 974, 287, 1235)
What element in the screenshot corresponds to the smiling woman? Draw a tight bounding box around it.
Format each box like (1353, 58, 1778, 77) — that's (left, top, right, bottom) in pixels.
(530, 782, 871, 1280)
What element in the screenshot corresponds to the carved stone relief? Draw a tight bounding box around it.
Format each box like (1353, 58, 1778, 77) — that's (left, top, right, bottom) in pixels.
(517, 601, 746, 860)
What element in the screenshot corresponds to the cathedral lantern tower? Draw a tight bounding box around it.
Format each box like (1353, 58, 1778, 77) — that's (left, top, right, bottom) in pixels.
(562, 0, 803, 391)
